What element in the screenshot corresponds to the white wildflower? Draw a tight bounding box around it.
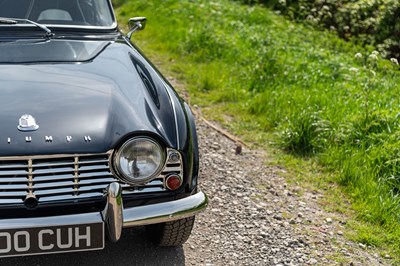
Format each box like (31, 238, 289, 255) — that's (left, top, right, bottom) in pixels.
(322, 5, 330, 11)
(369, 70, 376, 76)
(354, 53, 363, 59)
(369, 53, 378, 61)
(349, 67, 359, 72)
(371, 50, 379, 56)
(343, 25, 350, 31)
(278, 0, 286, 6)
(390, 58, 399, 65)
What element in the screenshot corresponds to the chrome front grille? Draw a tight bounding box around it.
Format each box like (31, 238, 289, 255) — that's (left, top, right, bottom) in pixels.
(0, 150, 183, 206)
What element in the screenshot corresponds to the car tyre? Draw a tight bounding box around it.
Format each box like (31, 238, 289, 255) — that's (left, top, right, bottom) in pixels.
(146, 216, 195, 246)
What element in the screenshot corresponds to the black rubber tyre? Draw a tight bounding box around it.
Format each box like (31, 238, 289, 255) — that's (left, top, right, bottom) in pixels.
(145, 216, 195, 246)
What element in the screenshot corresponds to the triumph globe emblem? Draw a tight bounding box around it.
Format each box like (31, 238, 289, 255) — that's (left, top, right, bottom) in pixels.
(17, 114, 39, 131)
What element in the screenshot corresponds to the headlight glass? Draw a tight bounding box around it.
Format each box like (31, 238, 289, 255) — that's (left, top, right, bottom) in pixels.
(115, 137, 165, 184)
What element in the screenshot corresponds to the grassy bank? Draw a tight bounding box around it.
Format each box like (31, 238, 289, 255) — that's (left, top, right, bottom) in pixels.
(235, 0, 400, 60)
(114, 0, 400, 260)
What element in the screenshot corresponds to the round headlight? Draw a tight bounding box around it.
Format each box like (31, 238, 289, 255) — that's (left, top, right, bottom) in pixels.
(115, 137, 165, 185)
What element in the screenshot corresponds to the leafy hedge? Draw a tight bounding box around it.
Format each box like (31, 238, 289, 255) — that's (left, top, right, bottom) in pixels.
(237, 0, 400, 59)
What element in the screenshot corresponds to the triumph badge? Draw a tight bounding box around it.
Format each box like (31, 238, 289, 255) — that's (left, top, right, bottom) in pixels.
(17, 114, 39, 132)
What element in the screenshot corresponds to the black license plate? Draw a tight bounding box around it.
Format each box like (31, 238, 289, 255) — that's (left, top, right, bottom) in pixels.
(0, 222, 104, 258)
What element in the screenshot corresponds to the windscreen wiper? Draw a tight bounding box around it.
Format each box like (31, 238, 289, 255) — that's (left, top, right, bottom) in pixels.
(0, 17, 54, 38)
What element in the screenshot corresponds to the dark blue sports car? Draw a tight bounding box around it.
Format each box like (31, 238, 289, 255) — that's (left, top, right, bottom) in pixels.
(0, 0, 207, 258)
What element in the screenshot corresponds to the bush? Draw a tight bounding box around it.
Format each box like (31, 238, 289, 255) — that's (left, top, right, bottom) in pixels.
(235, 0, 400, 60)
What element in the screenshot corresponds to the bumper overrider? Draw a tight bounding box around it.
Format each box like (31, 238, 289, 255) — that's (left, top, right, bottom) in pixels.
(0, 183, 207, 257)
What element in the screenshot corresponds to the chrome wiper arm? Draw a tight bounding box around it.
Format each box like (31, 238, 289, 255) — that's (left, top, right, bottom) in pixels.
(18, 18, 54, 38)
(0, 17, 54, 38)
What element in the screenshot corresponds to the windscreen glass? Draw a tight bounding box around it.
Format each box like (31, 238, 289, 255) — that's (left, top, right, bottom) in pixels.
(0, 0, 115, 27)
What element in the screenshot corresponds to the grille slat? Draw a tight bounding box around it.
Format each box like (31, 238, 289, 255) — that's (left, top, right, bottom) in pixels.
(34, 174, 75, 182)
(33, 188, 76, 197)
(0, 191, 29, 197)
(0, 178, 28, 183)
(139, 179, 164, 187)
(0, 149, 183, 206)
(39, 193, 103, 202)
(32, 162, 75, 168)
(33, 181, 75, 190)
(79, 172, 113, 179)
(0, 184, 30, 190)
(0, 171, 27, 176)
(33, 168, 74, 175)
(162, 166, 182, 173)
(79, 178, 114, 185)
(79, 165, 110, 172)
(0, 162, 28, 170)
(77, 185, 109, 193)
(0, 199, 23, 204)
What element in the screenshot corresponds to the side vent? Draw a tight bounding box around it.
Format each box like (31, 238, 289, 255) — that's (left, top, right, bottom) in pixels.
(130, 53, 160, 108)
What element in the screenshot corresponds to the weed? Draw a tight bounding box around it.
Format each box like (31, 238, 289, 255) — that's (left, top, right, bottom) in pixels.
(280, 111, 331, 156)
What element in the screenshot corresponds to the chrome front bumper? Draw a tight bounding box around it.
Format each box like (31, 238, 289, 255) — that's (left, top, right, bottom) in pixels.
(103, 182, 208, 242)
(0, 183, 208, 243)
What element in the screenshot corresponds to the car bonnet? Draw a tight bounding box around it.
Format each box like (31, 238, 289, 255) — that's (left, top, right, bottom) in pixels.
(0, 40, 178, 156)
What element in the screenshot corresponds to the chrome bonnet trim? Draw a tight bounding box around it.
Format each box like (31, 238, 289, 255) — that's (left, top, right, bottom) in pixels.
(161, 80, 180, 149)
(123, 190, 208, 228)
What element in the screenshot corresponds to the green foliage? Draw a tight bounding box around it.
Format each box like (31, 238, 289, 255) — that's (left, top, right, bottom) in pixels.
(111, 0, 125, 8)
(237, 0, 400, 59)
(114, 0, 400, 258)
(184, 26, 229, 62)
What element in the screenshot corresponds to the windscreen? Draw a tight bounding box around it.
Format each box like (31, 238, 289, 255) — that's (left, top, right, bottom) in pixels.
(0, 0, 115, 27)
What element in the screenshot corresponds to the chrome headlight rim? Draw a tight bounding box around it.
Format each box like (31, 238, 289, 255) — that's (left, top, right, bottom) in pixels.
(114, 137, 166, 185)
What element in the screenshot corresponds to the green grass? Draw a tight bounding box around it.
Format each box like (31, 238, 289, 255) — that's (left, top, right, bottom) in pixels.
(114, 0, 400, 261)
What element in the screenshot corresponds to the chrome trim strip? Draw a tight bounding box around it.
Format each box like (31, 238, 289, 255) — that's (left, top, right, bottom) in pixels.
(0, 23, 118, 31)
(0, 151, 113, 161)
(73, 156, 79, 195)
(161, 80, 181, 149)
(42, 23, 117, 30)
(27, 158, 34, 198)
(123, 190, 208, 227)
